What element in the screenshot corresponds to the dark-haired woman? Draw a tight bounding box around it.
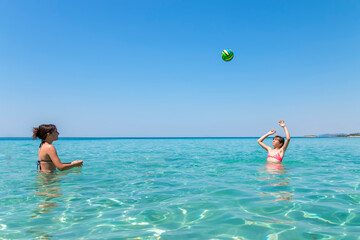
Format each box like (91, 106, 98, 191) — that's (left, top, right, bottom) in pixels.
(257, 120, 291, 163)
(33, 124, 83, 171)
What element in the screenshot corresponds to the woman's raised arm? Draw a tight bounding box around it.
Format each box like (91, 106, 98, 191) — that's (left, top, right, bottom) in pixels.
(257, 130, 276, 151)
(279, 120, 291, 152)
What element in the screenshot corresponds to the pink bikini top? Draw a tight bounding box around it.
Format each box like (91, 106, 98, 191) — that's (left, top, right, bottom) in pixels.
(267, 151, 283, 162)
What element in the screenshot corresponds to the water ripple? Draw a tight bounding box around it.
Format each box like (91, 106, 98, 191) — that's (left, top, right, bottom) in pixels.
(0, 138, 359, 239)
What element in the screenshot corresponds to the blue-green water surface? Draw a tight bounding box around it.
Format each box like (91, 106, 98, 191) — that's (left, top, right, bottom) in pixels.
(0, 138, 360, 239)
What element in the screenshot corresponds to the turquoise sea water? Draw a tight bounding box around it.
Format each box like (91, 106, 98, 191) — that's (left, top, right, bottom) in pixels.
(0, 138, 360, 239)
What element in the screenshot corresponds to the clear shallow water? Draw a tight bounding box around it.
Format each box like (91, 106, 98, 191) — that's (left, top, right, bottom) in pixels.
(0, 138, 360, 239)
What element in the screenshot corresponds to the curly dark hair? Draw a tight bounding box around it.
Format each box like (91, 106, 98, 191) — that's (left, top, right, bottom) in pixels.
(32, 124, 57, 140)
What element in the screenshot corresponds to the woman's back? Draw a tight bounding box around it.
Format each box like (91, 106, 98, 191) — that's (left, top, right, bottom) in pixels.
(38, 142, 57, 171)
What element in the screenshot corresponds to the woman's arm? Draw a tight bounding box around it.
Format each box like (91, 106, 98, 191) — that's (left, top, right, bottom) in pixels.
(47, 145, 83, 171)
(279, 120, 291, 152)
(257, 130, 276, 151)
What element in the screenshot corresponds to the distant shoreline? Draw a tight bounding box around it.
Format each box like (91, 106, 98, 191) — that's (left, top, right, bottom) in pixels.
(303, 134, 360, 138)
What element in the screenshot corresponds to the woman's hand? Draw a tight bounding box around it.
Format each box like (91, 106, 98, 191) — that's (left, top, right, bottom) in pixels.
(72, 160, 83, 167)
(278, 120, 286, 128)
(268, 129, 276, 135)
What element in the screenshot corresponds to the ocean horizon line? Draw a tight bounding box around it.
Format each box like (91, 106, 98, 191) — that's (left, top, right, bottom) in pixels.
(0, 136, 335, 140)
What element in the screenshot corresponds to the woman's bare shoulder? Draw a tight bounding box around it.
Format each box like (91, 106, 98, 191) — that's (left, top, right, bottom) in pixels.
(41, 144, 56, 152)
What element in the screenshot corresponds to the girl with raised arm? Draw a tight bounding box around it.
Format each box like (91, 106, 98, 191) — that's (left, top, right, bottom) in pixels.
(33, 124, 83, 171)
(257, 120, 291, 163)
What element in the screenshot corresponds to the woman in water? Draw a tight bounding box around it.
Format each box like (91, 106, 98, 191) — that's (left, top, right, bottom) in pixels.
(33, 124, 83, 171)
(257, 120, 290, 163)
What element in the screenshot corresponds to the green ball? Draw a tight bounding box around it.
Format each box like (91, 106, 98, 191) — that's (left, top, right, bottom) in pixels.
(222, 49, 234, 61)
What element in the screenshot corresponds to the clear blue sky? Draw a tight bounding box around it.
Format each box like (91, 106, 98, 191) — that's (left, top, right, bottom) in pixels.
(1, 0, 359, 137)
